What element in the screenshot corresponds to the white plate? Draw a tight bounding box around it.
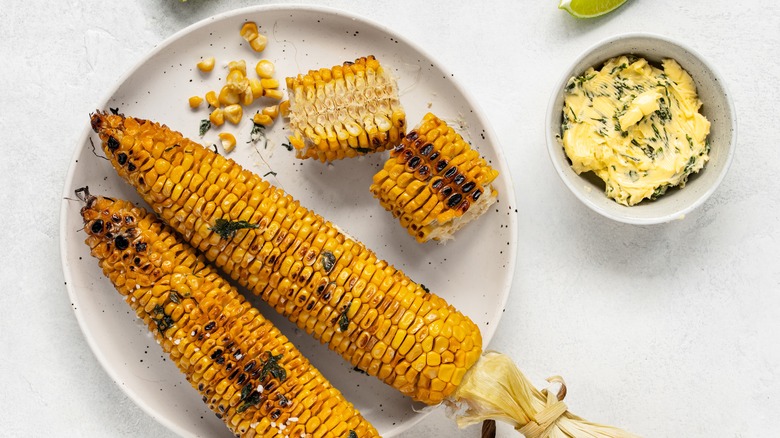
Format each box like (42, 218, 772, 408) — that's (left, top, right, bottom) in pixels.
(60, 5, 517, 437)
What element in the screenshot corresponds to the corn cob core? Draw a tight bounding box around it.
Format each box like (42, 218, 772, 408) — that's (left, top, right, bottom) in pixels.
(285, 56, 406, 162)
(370, 113, 499, 243)
(91, 111, 482, 405)
(79, 192, 378, 438)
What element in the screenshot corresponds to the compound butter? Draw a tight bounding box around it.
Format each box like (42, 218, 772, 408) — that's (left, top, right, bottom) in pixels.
(561, 55, 710, 206)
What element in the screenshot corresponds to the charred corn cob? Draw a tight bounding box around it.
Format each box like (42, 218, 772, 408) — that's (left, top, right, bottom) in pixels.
(88, 112, 640, 437)
(90, 111, 481, 405)
(77, 189, 378, 438)
(370, 113, 499, 243)
(285, 56, 406, 162)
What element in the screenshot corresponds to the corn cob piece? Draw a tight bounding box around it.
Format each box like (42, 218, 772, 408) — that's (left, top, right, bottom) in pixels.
(285, 56, 406, 162)
(77, 189, 378, 438)
(370, 113, 499, 243)
(90, 111, 481, 405)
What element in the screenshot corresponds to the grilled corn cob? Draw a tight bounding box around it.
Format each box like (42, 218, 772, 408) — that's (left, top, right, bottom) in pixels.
(370, 113, 499, 243)
(77, 189, 378, 438)
(88, 111, 639, 437)
(90, 111, 481, 405)
(285, 56, 406, 162)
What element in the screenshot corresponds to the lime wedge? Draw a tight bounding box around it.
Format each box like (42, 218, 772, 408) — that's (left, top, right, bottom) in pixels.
(558, 0, 628, 18)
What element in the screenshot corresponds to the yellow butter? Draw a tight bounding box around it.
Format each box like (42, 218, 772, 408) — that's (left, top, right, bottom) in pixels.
(561, 56, 711, 206)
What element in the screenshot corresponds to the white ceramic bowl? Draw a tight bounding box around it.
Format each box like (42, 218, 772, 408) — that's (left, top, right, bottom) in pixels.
(546, 33, 736, 224)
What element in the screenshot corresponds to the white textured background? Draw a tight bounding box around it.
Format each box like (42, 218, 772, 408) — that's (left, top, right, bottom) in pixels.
(1, 0, 779, 437)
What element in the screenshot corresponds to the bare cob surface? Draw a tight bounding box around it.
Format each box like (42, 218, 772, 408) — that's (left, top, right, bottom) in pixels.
(89, 111, 639, 437)
(370, 113, 499, 243)
(77, 189, 378, 438)
(285, 56, 406, 162)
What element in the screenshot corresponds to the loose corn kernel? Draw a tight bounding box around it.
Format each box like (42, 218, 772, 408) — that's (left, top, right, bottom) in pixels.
(249, 78, 263, 98)
(226, 69, 247, 88)
(249, 34, 268, 52)
(227, 60, 247, 75)
(218, 85, 240, 106)
(260, 78, 279, 89)
(197, 56, 215, 72)
(253, 112, 274, 127)
(241, 89, 254, 106)
(205, 90, 219, 108)
(279, 100, 290, 117)
(224, 104, 243, 125)
(255, 60, 275, 79)
(263, 88, 284, 100)
(218, 132, 237, 153)
(209, 108, 225, 126)
(188, 95, 204, 108)
(240, 22, 259, 43)
(262, 105, 279, 119)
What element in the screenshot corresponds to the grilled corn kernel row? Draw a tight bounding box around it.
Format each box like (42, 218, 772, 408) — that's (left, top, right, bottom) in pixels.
(370, 113, 499, 243)
(79, 191, 378, 438)
(91, 111, 482, 405)
(285, 56, 406, 162)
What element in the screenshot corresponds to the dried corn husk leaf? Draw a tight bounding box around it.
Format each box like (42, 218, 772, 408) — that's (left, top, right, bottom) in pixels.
(445, 352, 640, 438)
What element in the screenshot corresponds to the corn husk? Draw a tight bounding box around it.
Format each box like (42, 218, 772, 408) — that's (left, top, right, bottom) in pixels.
(445, 352, 640, 438)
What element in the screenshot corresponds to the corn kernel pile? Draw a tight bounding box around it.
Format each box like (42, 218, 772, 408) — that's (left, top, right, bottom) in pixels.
(189, 21, 289, 153)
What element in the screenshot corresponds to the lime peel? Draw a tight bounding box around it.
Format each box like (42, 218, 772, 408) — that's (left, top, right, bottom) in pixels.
(559, 0, 628, 18)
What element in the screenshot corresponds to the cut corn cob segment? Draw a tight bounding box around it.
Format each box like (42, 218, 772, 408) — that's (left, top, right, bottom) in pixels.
(77, 189, 378, 438)
(285, 55, 406, 162)
(91, 111, 481, 405)
(370, 113, 499, 243)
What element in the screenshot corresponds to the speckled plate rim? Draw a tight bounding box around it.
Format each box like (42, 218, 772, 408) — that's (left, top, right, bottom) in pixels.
(59, 4, 518, 437)
(545, 32, 737, 225)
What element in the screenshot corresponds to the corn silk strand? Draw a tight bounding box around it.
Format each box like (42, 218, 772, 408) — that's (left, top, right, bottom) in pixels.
(445, 352, 640, 438)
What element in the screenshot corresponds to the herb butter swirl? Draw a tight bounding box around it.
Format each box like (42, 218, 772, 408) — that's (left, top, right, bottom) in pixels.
(561, 55, 711, 206)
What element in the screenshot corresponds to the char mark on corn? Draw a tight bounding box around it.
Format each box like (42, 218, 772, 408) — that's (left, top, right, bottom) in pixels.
(285, 55, 406, 162)
(78, 189, 378, 437)
(90, 111, 482, 405)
